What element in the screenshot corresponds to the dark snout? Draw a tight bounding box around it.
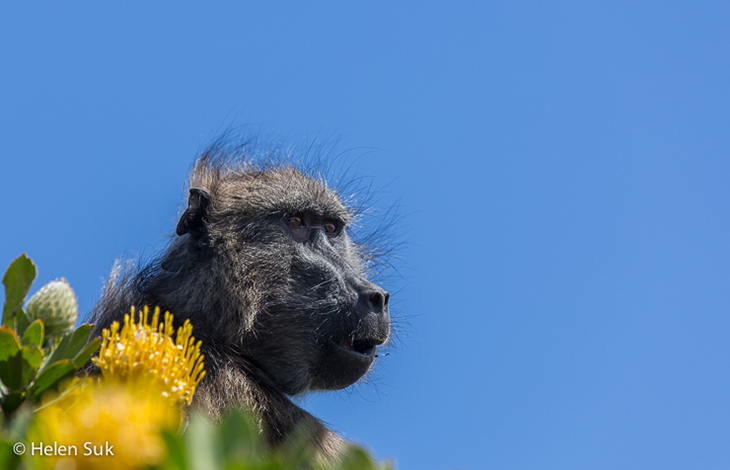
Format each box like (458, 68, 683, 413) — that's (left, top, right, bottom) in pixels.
(362, 288, 390, 314)
(356, 284, 391, 345)
(314, 280, 391, 391)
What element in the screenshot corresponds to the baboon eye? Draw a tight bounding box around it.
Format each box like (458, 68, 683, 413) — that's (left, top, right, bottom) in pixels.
(288, 216, 303, 227)
(324, 221, 338, 235)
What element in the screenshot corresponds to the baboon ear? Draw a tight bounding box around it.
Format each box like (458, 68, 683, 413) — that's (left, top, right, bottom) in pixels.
(176, 187, 211, 237)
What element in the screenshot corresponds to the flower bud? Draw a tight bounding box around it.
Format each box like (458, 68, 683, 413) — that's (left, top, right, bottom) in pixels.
(25, 278, 78, 338)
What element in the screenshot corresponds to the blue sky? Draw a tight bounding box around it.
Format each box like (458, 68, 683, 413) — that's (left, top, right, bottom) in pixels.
(2, 2, 730, 469)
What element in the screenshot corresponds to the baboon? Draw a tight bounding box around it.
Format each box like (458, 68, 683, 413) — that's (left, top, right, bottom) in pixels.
(89, 142, 391, 461)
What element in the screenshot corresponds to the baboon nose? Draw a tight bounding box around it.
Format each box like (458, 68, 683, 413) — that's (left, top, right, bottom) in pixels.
(367, 290, 389, 311)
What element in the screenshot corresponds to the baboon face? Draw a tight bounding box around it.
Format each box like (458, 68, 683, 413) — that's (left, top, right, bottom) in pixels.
(177, 163, 390, 395)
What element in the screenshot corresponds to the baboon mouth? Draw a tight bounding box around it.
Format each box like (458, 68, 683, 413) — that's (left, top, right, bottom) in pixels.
(337, 338, 379, 356)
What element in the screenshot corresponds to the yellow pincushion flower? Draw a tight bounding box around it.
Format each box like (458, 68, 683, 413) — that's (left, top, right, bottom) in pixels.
(29, 381, 180, 470)
(93, 306, 206, 406)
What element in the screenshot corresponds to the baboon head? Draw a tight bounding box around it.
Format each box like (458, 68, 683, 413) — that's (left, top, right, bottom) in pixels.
(163, 154, 391, 395)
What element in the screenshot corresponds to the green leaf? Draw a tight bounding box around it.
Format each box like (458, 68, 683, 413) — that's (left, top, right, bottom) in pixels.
(39, 324, 93, 374)
(72, 337, 101, 369)
(0, 327, 21, 362)
(28, 359, 75, 402)
(33, 377, 79, 412)
(274, 436, 316, 470)
(20, 346, 43, 385)
(2, 255, 36, 326)
(185, 414, 219, 470)
(7, 402, 35, 437)
(0, 440, 23, 470)
(0, 405, 32, 467)
(15, 310, 30, 338)
(378, 460, 395, 470)
(0, 352, 23, 391)
(220, 411, 261, 463)
(59, 324, 94, 361)
(40, 331, 72, 372)
(0, 346, 42, 392)
(0, 390, 26, 416)
(335, 447, 376, 470)
(21, 320, 44, 347)
(161, 430, 188, 470)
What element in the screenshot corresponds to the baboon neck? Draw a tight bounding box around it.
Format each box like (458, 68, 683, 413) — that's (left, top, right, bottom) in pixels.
(193, 351, 338, 452)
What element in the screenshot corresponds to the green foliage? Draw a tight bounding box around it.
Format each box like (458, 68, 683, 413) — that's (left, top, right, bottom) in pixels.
(157, 411, 392, 470)
(0, 255, 101, 418)
(2, 255, 36, 329)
